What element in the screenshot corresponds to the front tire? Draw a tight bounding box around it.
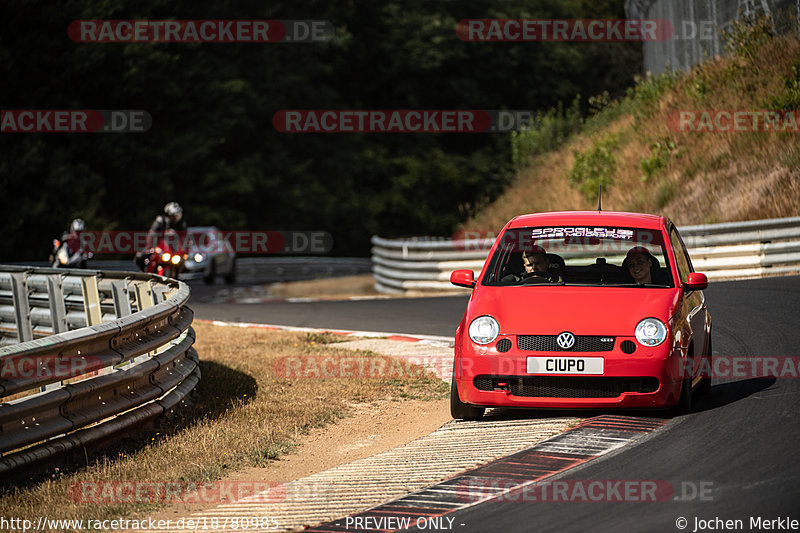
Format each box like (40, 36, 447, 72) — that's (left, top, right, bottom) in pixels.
(697, 336, 712, 395)
(450, 368, 484, 420)
(203, 261, 216, 284)
(676, 374, 692, 414)
(224, 257, 237, 284)
(674, 353, 694, 414)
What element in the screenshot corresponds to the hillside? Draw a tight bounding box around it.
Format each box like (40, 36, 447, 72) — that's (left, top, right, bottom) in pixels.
(466, 20, 800, 232)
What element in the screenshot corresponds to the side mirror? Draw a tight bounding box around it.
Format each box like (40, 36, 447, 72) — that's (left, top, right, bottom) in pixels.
(685, 272, 708, 291)
(450, 269, 476, 289)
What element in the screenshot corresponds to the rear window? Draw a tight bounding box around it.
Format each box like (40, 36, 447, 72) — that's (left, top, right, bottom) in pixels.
(482, 226, 674, 287)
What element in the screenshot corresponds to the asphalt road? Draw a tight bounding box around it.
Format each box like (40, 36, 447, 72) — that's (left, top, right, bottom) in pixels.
(194, 276, 800, 532)
(190, 293, 470, 336)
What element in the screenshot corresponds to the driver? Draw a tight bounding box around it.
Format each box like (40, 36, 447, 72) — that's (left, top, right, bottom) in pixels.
(521, 245, 562, 283)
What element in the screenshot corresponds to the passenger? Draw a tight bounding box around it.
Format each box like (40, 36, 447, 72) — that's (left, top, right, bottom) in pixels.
(623, 246, 655, 285)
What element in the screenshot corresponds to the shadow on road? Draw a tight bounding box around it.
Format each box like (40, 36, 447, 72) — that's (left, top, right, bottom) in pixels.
(454, 377, 777, 423)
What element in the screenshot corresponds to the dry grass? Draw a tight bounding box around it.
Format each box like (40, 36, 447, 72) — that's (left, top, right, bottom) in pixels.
(467, 33, 800, 231)
(269, 274, 380, 298)
(0, 323, 447, 529)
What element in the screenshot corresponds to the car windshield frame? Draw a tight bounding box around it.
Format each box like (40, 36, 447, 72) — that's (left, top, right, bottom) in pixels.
(480, 225, 675, 288)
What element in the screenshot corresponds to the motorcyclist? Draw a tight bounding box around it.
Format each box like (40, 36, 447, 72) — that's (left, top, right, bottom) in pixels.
(50, 218, 90, 268)
(135, 202, 187, 271)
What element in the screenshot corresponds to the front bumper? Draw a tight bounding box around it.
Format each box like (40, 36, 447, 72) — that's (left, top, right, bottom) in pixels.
(455, 334, 684, 409)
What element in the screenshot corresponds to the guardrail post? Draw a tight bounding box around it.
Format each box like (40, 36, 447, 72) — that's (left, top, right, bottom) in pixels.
(46, 275, 68, 334)
(9, 273, 32, 343)
(43, 274, 68, 392)
(81, 275, 107, 376)
(134, 280, 155, 312)
(133, 281, 155, 363)
(81, 275, 102, 327)
(152, 285, 167, 305)
(110, 280, 132, 318)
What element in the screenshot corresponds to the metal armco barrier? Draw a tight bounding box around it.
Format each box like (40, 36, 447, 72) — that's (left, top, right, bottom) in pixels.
(371, 216, 800, 293)
(0, 266, 198, 477)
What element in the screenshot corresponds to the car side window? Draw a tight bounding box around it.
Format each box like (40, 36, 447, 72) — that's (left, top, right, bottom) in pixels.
(669, 227, 692, 284)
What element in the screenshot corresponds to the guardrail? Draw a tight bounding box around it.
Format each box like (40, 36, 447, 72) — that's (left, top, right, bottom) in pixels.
(0, 266, 198, 477)
(371, 216, 800, 293)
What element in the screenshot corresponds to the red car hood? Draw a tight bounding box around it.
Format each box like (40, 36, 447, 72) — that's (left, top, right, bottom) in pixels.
(467, 286, 682, 336)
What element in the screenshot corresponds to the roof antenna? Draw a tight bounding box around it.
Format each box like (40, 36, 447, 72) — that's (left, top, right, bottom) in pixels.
(597, 184, 603, 211)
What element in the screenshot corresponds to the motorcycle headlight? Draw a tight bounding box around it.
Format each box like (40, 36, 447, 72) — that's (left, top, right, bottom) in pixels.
(161, 252, 171, 262)
(468, 315, 500, 345)
(57, 247, 69, 265)
(171, 254, 181, 265)
(635, 318, 667, 347)
(194, 253, 205, 263)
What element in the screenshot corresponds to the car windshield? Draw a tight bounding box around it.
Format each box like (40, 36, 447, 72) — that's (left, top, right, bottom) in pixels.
(482, 226, 674, 288)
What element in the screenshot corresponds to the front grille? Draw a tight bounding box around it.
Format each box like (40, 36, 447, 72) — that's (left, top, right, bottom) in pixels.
(473, 375, 660, 398)
(517, 335, 616, 352)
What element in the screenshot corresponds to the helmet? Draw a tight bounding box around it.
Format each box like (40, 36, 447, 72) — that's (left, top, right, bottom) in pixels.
(70, 218, 86, 232)
(164, 202, 183, 222)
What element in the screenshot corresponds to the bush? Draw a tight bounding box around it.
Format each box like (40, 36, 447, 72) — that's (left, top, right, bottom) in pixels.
(510, 96, 583, 168)
(640, 138, 678, 182)
(722, 14, 775, 60)
(655, 181, 676, 209)
(568, 133, 620, 201)
(764, 61, 800, 110)
(624, 71, 682, 122)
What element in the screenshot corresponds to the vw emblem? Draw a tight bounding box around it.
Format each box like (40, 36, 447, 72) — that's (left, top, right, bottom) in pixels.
(556, 332, 576, 350)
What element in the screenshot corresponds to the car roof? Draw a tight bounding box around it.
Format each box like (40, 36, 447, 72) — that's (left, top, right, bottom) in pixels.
(506, 211, 668, 230)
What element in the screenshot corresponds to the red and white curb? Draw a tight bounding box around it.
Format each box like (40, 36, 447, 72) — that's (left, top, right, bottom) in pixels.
(306, 415, 671, 533)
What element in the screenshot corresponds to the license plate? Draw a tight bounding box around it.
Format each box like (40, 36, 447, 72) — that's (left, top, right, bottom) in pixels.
(527, 357, 604, 375)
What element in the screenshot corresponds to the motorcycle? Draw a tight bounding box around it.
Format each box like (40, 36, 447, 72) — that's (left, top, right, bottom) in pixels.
(50, 232, 91, 268)
(143, 233, 188, 279)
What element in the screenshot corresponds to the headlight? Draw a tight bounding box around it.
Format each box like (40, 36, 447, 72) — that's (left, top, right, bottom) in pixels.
(194, 253, 204, 263)
(468, 315, 500, 345)
(635, 318, 667, 347)
(161, 252, 171, 262)
(171, 254, 182, 265)
(57, 247, 69, 265)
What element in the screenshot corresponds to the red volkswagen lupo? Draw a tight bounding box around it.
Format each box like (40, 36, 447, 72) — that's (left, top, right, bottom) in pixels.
(450, 211, 711, 419)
